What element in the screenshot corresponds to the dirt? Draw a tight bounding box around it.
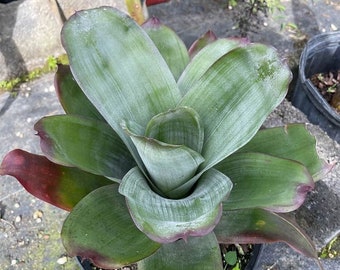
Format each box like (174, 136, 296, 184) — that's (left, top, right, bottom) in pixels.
(310, 70, 340, 113)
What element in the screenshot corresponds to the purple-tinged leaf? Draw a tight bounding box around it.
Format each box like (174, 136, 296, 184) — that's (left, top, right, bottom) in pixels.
(188, 30, 217, 59)
(61, 184, 161, 268)
(35, 115, 135, 179)
(214, 208, 318, 258)
(55, 64, 105, 121)
(0, 150, 113, 211)
(215, 152, 314, 212)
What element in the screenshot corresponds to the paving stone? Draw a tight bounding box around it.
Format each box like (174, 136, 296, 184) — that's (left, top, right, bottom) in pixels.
(0, 0, 64, 81)
(56, 0, 127, 20)
(0, 0, 127, 81)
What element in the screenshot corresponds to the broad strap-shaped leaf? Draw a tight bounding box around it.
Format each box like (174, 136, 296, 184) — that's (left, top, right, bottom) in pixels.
(61, 7, 181, 162)
(138, 232, 223, 270)
(119, 167, 232, 243)
(214, 208, 318, 258)
(179, 44, 292, 171)
(55, 64, 105, 121)
(35, 115, 135, 179)
(215, 152, 314, 212)
(235, 124, 331, 181)
(188, 30, 217, 59)
(61, 184, 161, 269)
(123, 120, 205, 197)
(178, 38, 247, 96)
(0, 150, 113, 211)
(142, 17, 189, 80)
(145, 106, 204, 153)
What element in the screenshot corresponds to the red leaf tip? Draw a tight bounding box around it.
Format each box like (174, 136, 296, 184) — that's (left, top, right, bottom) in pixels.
(145, 0, 170, 6)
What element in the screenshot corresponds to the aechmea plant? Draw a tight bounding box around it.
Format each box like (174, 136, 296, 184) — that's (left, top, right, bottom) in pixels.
(0, 7, 330, 269)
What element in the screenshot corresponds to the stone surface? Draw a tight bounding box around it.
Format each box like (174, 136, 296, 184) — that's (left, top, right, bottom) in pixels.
(0, 0, 127, 81)
(56, 0, 127, 20)
(0, 0, 63, 81)
(0, 74, 78, 269)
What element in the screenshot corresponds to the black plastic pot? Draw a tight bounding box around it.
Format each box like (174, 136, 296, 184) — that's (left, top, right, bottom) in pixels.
(76, 244, 262, 270)
(292, 31, 340, 143)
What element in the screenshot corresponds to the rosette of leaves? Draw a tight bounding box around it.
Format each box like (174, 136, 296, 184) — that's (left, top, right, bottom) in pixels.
(0, 7, 330, 269)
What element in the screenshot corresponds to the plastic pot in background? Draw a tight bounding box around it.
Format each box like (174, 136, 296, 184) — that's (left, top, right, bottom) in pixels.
(292, 31, 340, 143)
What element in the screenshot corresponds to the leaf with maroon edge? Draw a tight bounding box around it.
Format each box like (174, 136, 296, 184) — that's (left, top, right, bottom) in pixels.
(214, 208, 318, 259)
(188, 30, 217, 59)
(215, 152, 315, 212)
(35, 115, 136, 179)
(61, 184, 161, 268)
(0, 149, 114, 211)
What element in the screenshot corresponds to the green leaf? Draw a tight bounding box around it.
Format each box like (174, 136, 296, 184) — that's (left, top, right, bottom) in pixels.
(61, 7, 181, 161)
(0, 150, 113, 211)
(119, 167, 232, 243)
(35, 115, 135, 179)
(123, 120, 205, 197)
(61, 184, 161, 269)
(188, 30, 217, 59)
(55, 64, 105, 121)
(138, 232, 223, 270)
(179, 44, 291, 171)
(214, 208, 317, 258)
(178, 38, 245, 96)
(215, 152, 314, 212)
(145, 106, 204, 154)
(224, 251, 237, 266)
(142, 17, 189, 80)
(235, 124, 331, 181)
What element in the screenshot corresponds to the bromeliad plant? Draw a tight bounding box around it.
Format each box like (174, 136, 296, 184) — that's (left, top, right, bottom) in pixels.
(0, 7, 330, 270)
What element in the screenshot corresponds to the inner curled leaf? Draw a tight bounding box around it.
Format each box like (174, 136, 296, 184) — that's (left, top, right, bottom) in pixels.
(119, 167, 233, 243)
(146, 106, 204, 153)
(122, 119, 205, 198)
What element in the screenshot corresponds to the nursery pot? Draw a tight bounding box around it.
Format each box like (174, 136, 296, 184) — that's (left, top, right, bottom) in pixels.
(76, 244, 263, 270)
(292, 31, 340, 143)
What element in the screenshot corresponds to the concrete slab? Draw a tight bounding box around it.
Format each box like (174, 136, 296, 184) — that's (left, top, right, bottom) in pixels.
(0, 0, 64, 81)
(0, 0, 127, 81)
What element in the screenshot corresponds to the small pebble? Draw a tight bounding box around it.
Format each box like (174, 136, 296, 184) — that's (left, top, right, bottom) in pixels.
(14, 203, 20, 208)
(57, 256, 68, 265)
(15, 216, 21, 223)
(15, 132, 24, 138)
(11, 259, 17, 265)
(33, 210, 43, 219)
(331, 24, 338, 31)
